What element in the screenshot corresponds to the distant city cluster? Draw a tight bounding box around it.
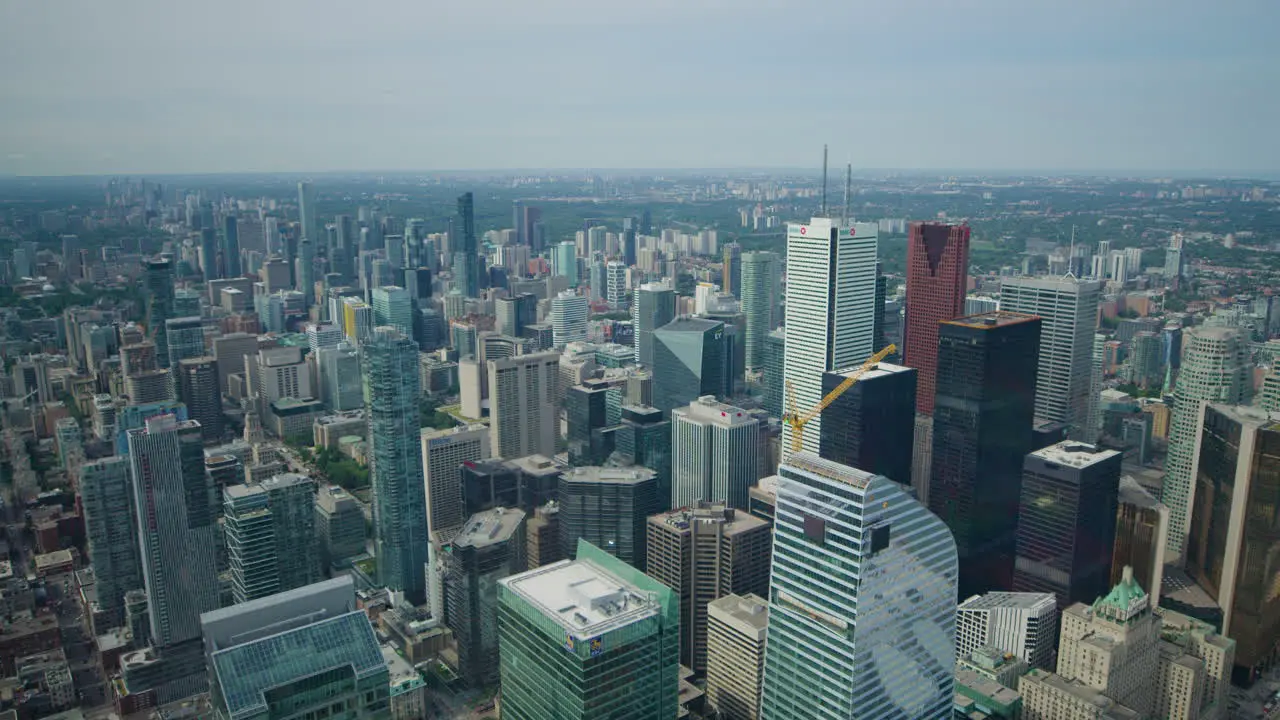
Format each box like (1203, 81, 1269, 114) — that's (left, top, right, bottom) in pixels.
(0, 168, 1278, 719)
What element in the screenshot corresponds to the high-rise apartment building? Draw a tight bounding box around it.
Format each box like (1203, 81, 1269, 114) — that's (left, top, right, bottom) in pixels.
(1161, 327, 1249, 559)
(550, 290, 588, 348)
(740, 251, 781, 372)
(80, 457, 143, 629)
(558, 466, 660, 570)
(364, 327, 428, 605)
(782, 218, 878, 455)
(819, 362, 917, 486)
(488, 351, 559, 460)
(127, 414, 219, 647)
(706, 593, 769, 720)
(956, 592, 1059, 671)
(221, 215, 240, 278)
(421, 424, 491, 538)
(633, 282, 677, 367)
(297, 181, 317, 246)
(223, 473, 319, 604)
(176, 356, 223, 441)
(998, 276, 1102, 439)
(670, 396, 760, 510)
(929, 311, 1041, 598)
(341, 296, 373, 345)
(553, 240, 578, 285)
(903, 222, 970, 416)
(1013, 441, 1122, 608)
(652, 317, 729, 414)
(144, 258, 176, 368)
(497, 540, 680, 719)
(454, 192, 480, 298)
(1186, 403, 1280, 682)
(761, 453, 958, 719)
(443, 507, 527, 688)
(1111, 476, 1168, 608)
(645, 504, 771, 674)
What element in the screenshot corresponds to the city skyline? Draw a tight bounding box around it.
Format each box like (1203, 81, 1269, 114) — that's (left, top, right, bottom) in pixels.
(3, 2, 1279, 175)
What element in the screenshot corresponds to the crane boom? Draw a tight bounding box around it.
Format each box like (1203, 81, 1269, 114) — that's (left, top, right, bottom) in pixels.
(784, 344, 897, 453)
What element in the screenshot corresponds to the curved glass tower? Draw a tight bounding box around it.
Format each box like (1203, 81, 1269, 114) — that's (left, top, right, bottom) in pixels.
(761, 452, 958, 719)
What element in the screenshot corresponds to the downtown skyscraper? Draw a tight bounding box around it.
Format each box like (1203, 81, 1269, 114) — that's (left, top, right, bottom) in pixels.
(297, 180, 317, 244)
(633, 281, 677, 367)
(740, 251, 781, 372)
(364, 326, 429, 605)
(454, 191, 481, 298)
(782, 218, 877, 455)
(1162, 326, 1250, 559)
(127, 414, 219, 647)
(903, 222, 970, 416)
(998, 276, 1102, 439)
(929, 311, 1041, 599)
(761, 452, 958, 719)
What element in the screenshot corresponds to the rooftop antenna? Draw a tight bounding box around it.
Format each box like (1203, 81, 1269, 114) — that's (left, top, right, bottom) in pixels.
(843, 162, 852, 225)
(1063, 224, 1078, 279)
(820, 144, 828, 217)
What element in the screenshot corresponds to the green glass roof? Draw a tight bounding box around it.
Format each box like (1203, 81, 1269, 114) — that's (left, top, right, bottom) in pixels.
(212, 610, 385, 719)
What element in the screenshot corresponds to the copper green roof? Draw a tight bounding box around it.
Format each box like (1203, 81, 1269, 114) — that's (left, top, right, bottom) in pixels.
(1094, 567, 1147, 618)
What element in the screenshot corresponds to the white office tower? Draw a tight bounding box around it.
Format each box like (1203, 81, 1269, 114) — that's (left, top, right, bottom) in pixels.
(782, 218, 877, 455)
(551, 290, 589, 348)
(605, 261, 629, 305)
(305, 322, 343, 354)
(955, 592, 1058, 670)
(671, 396, 760, 510)
(1161, 327, 1249, 559)
(127, 414, 219, 647)
(1110, 252, 1130, 284)
(421, 424, 491, 538)
(998, 276, 1102, 439)
(761, 453, 957, 719)
(488, 351, 560, 460)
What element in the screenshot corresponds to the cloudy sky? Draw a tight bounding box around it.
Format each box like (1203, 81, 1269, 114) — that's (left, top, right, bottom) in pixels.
(1, 0, 1277, 175)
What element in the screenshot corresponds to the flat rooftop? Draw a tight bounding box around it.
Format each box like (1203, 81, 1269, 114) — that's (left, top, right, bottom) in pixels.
(562, 465, 656, 486)
(708, 593, 769, 633)
(959, 591, 1056, 612)
(1030, 441, 1121, 469)
(943, 310, 1040, 330)
(829, 361, 914, 381)
(502, 558, 659, 640)
(782, 451, 873, 490)
(452, 507, 526, 549)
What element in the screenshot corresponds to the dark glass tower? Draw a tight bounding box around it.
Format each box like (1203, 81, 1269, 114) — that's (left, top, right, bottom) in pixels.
(200, 228, 219, 281)
(929, 311, 1040, 599)
(566, 383, 613, 466)
(453, 192, 480, 298)
(614, 405, 672, 510)
(652, 317, 728, 415)
(558, 466, 660, 571)
(221, 215, 240, 278)
(1012, 441, 1121, 607)
(819, 362, 917, 486)
(144, 257, 175, 368)
(762, 329, 785, 418)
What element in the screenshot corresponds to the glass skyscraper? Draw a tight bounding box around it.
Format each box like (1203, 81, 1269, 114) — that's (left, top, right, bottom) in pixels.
(740, 251, 780, 372)
(651, 317, 728, 415)
(498, 539, 680, 719)
(364, 326, 429, 605)
(633, 282, 677, 367)
(761, 452, 958, 719)
(454, 192, 480, 298)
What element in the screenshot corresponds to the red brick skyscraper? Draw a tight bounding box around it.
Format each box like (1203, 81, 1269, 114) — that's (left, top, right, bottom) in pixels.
(904, 222, 971, 415)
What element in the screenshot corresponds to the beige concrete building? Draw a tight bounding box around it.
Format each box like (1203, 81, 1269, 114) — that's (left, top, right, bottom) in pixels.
(1057, 567, 1161, 715)
(1019, 668, 1141, 719)
(645, 503, 771, 675)
(1153, 608, 1235, 720)
(706, 593, 768, 720)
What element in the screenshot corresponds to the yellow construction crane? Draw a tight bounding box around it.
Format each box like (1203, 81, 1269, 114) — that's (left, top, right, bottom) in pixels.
(784, 344, 897, 453)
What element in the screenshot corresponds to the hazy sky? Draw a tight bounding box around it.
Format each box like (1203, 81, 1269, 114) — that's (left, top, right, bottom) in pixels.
(2, 0, 1277, 175)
